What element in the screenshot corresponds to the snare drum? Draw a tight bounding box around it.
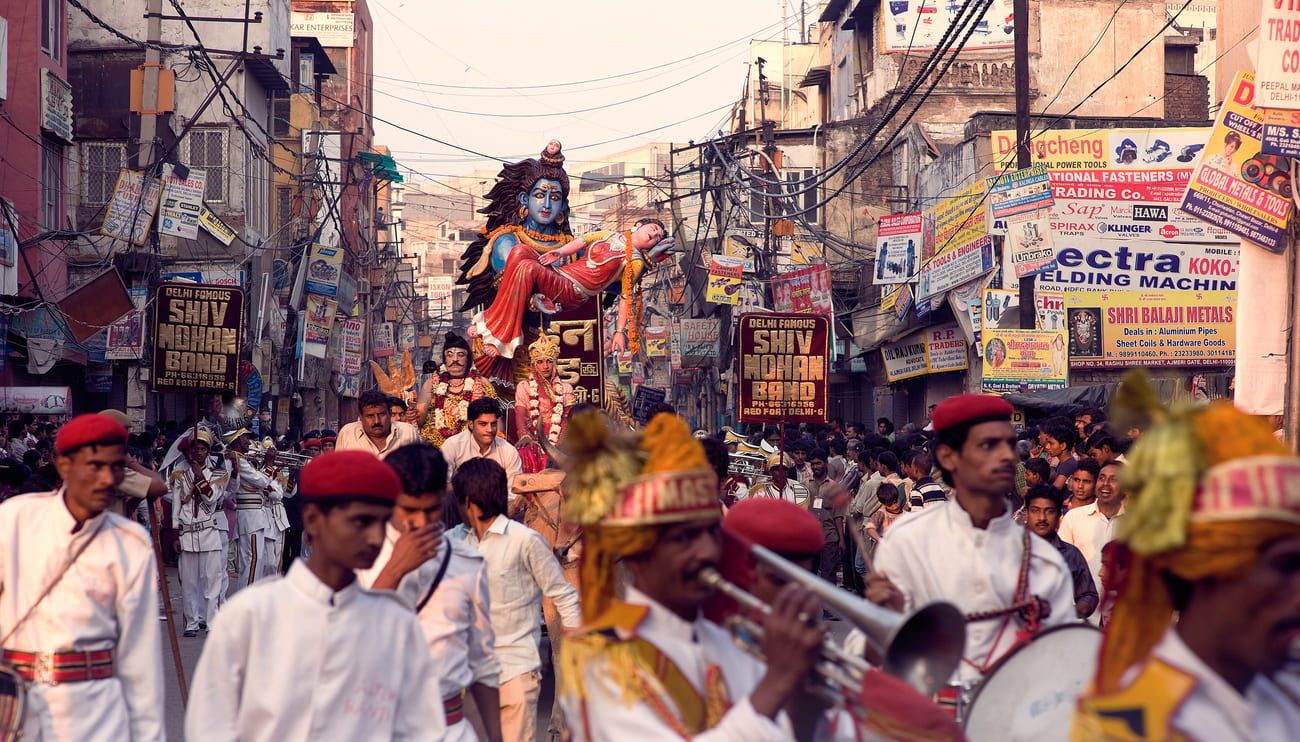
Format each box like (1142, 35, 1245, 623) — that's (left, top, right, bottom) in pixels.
(962, 623, 1102, 742)
(0, 660, 25, 742)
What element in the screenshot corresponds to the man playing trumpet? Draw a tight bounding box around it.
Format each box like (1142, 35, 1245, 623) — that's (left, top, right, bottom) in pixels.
(557, 410, 827, 740)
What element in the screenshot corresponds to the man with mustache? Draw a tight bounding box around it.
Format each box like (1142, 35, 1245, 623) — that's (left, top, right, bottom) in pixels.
(417, 332, 498, 447)
(1074, 400, 1300, 740)
(1023, 484, 1098, 619)
(866, 395, 1075, 690)
(335, 390, 422, 461)
(0, 414, 165, 741)
(186, 450, 445, 741)
(558, 410, 828, 740)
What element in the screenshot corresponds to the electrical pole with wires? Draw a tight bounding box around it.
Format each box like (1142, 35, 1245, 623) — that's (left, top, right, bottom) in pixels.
(1014, 0, 1034, 329)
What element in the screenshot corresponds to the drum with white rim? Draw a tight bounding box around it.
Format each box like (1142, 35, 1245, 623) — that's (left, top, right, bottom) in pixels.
(962, 623, 1102, 742)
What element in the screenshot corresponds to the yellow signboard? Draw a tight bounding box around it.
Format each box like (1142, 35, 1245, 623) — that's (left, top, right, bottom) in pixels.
(981, 329, 1068, 393)
(1063, 290, 1235, 368)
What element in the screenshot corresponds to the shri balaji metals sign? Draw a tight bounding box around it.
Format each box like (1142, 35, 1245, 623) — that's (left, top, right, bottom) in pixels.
(737, 312, 829, 424)
(151, 282, 245, 392)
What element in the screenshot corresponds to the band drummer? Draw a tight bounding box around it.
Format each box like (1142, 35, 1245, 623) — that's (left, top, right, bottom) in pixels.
(866, 395, 1075, 687)
(0, 414, 165, 741)
(186, 450, 445, 741)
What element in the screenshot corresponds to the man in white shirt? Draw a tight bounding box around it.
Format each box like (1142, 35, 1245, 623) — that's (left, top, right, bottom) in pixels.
(168, 428, 230, 637)
(450, 457, 579, 742)
(187, 450, 445, 741)
(257, 440, 295, 577)
(224, 428, 280, 592)
(357, 444, 503, 742)
(1074, 407, 1300, 739)
(441, 397, 523, 495)
(334, 389, 423, 460)
(0, 414, 165, 742)
(1058, 459, 1125, 597)
(867, 395, 1076, 687)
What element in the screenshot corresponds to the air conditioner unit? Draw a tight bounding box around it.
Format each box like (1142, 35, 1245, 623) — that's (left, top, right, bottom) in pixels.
(358, 278, 371, 298)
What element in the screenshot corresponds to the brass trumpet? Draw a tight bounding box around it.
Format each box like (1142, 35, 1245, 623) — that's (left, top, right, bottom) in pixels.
(701, 544, 966, 701)
(244, 449, 313, 470)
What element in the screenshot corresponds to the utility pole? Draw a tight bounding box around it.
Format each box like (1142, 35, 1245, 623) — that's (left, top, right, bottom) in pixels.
(1013, 0, 1033, 329)
(138, 0, 164, 175)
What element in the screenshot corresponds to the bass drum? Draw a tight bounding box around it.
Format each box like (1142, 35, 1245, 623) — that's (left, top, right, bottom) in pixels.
(963, 623, 1102, 742)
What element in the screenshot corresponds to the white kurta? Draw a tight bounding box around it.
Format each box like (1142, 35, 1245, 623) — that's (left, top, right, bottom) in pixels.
(874, 498, 1077, 685)
(357, 528, 500, 742)
(168, 465, 231, 631)
(0, 490, 165, 742)
(186, 560, 446, 742)
(1140, 628, 1300, 742)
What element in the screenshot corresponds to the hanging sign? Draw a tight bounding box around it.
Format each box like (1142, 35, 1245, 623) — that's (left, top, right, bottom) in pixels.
(873, 212, 922, 284)
(102, 169, 162, 245)
(1258, 0, 1300, 109)
(1063, 290, 1236, 368)
(981, 329, 1069, 394)
(706, 254, 745, 304)
(158, 167, 206, 239)
(737, 313, 829, 424)
(151, 283, 245, 392)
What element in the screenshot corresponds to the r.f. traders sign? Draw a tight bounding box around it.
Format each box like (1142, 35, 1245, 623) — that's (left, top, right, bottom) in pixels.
(151, 283, 245, 392)
(737, 313, 829, 424)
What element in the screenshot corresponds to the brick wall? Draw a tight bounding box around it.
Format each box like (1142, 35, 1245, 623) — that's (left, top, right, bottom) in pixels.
(1164, 73, 1210, 122)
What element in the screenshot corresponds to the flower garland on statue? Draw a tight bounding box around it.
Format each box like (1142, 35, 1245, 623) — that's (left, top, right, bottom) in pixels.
(620, 232, 644, 355)
(422, 368, 497, 447)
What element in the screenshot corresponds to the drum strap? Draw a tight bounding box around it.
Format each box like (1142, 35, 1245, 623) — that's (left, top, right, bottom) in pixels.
(962, 527, 1045, 674)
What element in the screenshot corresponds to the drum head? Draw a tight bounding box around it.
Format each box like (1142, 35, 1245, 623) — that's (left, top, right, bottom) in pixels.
(963, 624, 1102, 742)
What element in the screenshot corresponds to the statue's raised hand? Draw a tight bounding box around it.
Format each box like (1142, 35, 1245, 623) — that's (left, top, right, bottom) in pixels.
(539, 250, 563, 267)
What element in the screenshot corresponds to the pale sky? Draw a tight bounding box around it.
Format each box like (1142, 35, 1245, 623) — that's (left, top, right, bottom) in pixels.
(369, 0, 801, 177)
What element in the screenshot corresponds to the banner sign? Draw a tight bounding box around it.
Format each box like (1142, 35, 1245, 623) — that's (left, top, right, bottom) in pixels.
(102, 169, 162, 245)
(1258, 0, 1300, 109)
(981, 288, 1020, 332)
(1035, 290, 1065, 331)
(918, 235, 995, 299)
(158, 167, 206, 239)
(338, 318, 364, 375)
(1180, 71, 1292, 252)
(303, 294, 336, 350)
(737, 313, 829, 424)
(198, 207, 236, 245)
(151, 283, 244, 392)
(1261, 108, 1300, 159)
(372, 321, 395, 358)
(290, 10, 354, 47)
(630, 386, 667, 424)
(881, 283, 913, 322)
(426, 275, 455, 328)
(1005, 214, 1057, 278)
(547, 299, 605, 407)
(991, 127, 1234, 243)
(680, 318, 720, 366)
(873, 212, 922, 284)
(669, 319, 682, 371)
(304, 243, 344, 296)
(881, 322, 968, 383)
(1063, 290, 1235, 368)
(925, 180, 987, 263)
(105, 287, 147, 360)
(645, 325, 669, 357)
(986, 164, 1054, 226)
(1034, 240, 1238, 293)
(723, 228, 758, 272)
(883, 1, 1013, 53)
(0, 386, 71, 414)
(981, 329, 1069, 394)
(771, 263, 833, 316)
(707, 255, 745, 304)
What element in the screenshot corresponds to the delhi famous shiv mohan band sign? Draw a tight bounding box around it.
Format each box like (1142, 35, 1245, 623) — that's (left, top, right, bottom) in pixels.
(737, 313, 829, 424)
(151, 283, 245, 392)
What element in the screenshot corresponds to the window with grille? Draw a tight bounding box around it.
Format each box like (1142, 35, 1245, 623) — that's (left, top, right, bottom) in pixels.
(186, 128, 227, 202)
(246, 147, 266, 233)
(41, 138, 62, 229)
(276, 186, 292, 244)
(80, 141, 126, 205)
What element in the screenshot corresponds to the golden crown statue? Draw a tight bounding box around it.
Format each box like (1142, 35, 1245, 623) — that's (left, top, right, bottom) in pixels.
(529, 333, 561, 363)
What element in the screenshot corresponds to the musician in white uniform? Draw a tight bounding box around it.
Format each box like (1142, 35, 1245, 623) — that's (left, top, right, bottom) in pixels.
(556, 410, 829, 741)
(257, 438, 294, 578)
(168, 428, 230, 637)
(867, 395, 1075, 688)
(223, 428, 279, 591)
(357, 444, 502, 742)
(186, 450, 445, 741)
(0, 414, 165, 741)
(1075, 397, 1300, 740)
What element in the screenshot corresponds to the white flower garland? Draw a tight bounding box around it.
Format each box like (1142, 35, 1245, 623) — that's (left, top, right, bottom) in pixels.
(525, 378, 565, 444)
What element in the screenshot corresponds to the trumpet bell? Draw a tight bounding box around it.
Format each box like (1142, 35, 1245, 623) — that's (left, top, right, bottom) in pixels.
(884, 601, 966, 696)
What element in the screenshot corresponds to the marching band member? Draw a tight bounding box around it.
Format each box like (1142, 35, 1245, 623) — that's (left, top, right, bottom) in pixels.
(0, 414, 165, 741)
(866, 395, 1075, 689)
(557, 410, 826, 740)
(259, 438, 295, 578)
(168, 428, 230, 637)
(357, 444, 503, 742)
(301, 434, 323, 459)
(1074, 393, 1300, 740)
(186, 450, 446, 741)
(223, 428, 280, 591)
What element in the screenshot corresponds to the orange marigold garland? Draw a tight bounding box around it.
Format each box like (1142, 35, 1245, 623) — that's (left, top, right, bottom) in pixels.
(621, 231, 644, 354)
